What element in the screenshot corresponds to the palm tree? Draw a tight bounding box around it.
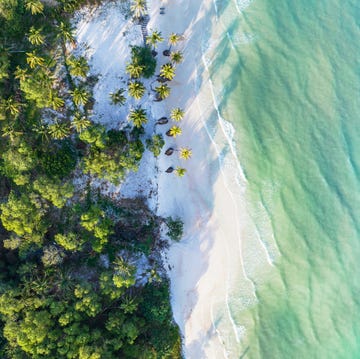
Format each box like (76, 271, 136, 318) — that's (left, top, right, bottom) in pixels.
(160, 63, 175, 81)
(170, 50, 184, 65)
(170, 107, 184, 122)
(71, 112, 91, 132)
(26, 51, 45, 68)
(128, 107, 148, 128)
(179, 147, 192, 160)
(33, 123, 49, 142)
(57, 22, 75, 46)
(130, 0, 147, 19)
(155, 84, 170, 100)
(14, 67, 28, 82)
(166, 125, 182, 138)
(71, 87, 90, 106)
(125, 62, 144, 79)
(49, 92, 64, 110)
(128, 81, 145, 100)
(67, 56, 89, 78)
(110, 89, 126, 105)
(146, 30, 164, 51)
(175, 167, 187, 177)
(48, 122, 70, 140)
(25, 0, 44, 15)
(2, 125, 23, 143)
(164, 33, 181, 56)
(4, 97, 22, 116)
(28, 27, 45, 46)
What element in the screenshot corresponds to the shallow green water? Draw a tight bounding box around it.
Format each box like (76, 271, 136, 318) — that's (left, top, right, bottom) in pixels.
(207, 0, 360, 357)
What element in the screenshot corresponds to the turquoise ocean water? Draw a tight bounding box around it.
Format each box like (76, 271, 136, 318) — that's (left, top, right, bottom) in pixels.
(205, 0, 360, 357)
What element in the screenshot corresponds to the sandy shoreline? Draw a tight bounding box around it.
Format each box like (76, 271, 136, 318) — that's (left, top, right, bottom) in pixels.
(74, 0, 250, 357)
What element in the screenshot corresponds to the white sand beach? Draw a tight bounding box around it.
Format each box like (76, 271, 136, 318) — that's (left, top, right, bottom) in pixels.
(74, 0, 255, 357)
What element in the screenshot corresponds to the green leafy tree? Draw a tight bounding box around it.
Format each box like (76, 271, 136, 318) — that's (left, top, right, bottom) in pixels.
(155, 83, 170, 100)
(146, 134, 164, 157)
(110, 88, 126, 105)
(160, 63, 175, 81)
(166, 217, 184, 241)
(41, 142, 77, 178)
(131, 46, 156, 78)
(41, 245, 65, 267)
(55, 232, 84, 251)
(80, 205, 114, 252)
(128, 80, 145, 100)
(0, 192, 47, 244)
(79, 124, 108, 149)
(19, 67, 55, 108)
(2, 142, 36, 185)
(170, 107, 184, 121)
(128, 107, 147, 128)
(33, 176, 74, 208)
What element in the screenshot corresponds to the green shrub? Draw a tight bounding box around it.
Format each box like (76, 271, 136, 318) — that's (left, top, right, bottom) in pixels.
(166, 217, 183, 241)
(130, 46, 156, 78)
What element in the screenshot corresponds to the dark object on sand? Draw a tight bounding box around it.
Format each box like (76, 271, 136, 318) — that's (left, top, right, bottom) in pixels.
(165, 167, 174, 173)
(165, 147, 174, 156)
(156, 117, 168, 125)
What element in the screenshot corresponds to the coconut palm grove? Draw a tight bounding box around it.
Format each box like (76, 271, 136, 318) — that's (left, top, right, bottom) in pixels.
(0, 0, 189, 357)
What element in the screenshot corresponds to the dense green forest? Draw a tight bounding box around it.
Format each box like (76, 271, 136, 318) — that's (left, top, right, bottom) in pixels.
(0, 0, 182, 357)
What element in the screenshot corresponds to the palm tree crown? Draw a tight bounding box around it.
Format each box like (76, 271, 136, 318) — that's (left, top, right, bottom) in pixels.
(71, 112, 91, 132)
(48, 122, 70, 140)
(167, 125, 182, 138)
(170, 107, 184, 122)
(130, 0, 147, 19)
(179, 147, 192, 160)
(67, 56, 89, 78)
(146, 30, 164, 49)
(71, 87, 90, 106)
(128, 81, 145, 100)
(168, 33, 181, 49)
(28, 27, 45, 46)
(175, 167, 186, 177)
(128, 107, 148, 128)
(170, 51, 184, 64)
(155, 84, 170, 100)
(49, 92, 64, 110)
(25, 0, 44, 15)
(57, 22, 75, 45)
(26, 51, 45, 68)
(110, 89, 126, 105)
(126, 62, 144, 79)
(160, 63, 175, 81)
